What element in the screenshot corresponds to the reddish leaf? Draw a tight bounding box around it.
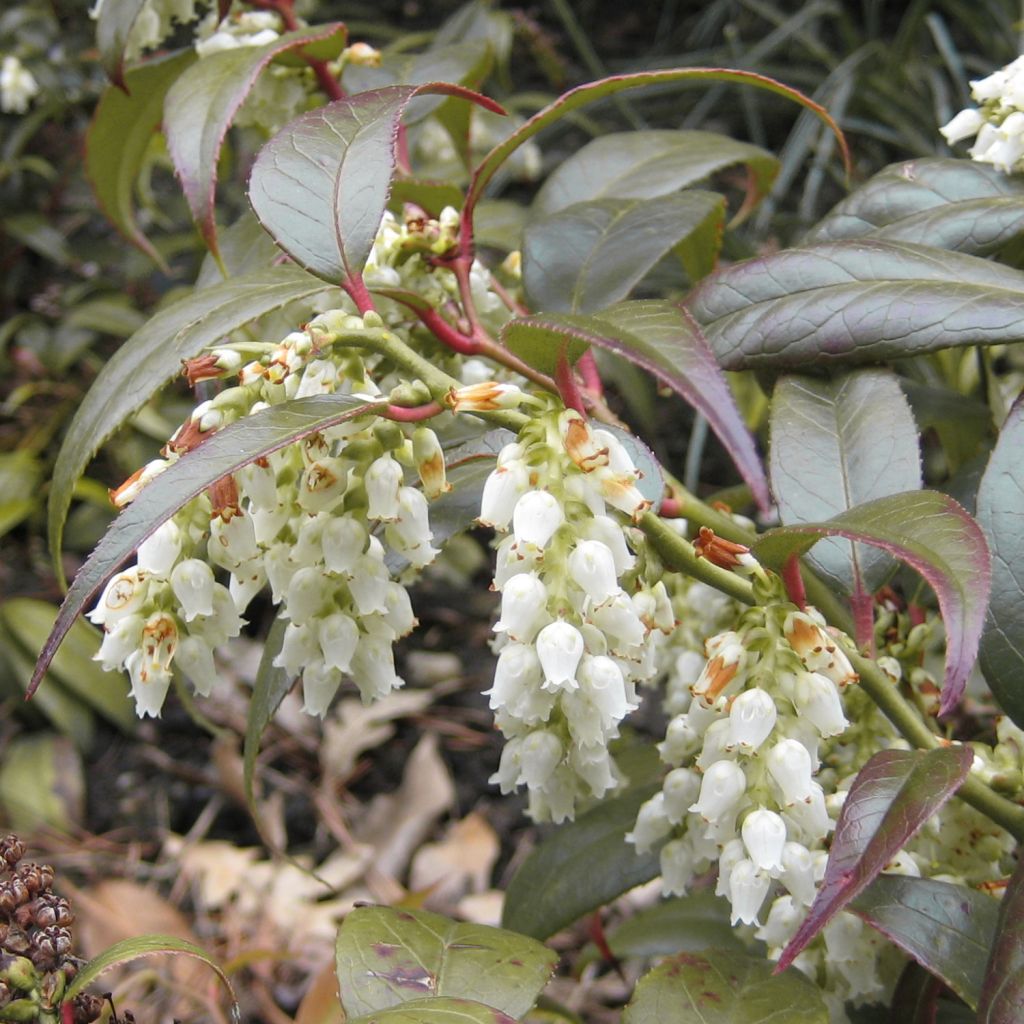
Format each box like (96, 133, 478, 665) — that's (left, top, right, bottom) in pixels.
(976, 852, 1024, 1022)
(753, 491, 991, 714)
(777, 746, 973, 972)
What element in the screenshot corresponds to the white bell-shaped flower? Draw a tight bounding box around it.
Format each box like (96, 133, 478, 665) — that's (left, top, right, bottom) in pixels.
(386, 487, 437, 567)
(237, 460, 278, 510)
(170, 559, 215, 621)
(125, 649, 173, 718)
(658, 714, 702, 766)
(695, 718, 734, 771)
(274, 622, 318, 677)
(570, 744, 617, 797)
(208, 510, 259, 570)
(94, 613, 144, 672)
(364, 453, 403, 521)
(494, 572, 548, 642)
(659, 838, 697, 896)
(492, 534, 541, 590)
(175, 634, 219, 697)
(519, 729, 563, 789)
(689, 759, 746, 823)
(190, 584, 244, 646)
(755, 895, 803, 949)
(794, 671, 848, 737)
(489, 736, 523, 793)
(229, 559, 267, 614)
(728, 688, 777, 751)
(512, 490, 564, 549)
(89, 568, 150, 626)
(479, 460, 530, 529)
(285, 565, 326, 625)
(136, 520, 182, 578)
(766, 738, 815, 804)
(587, 592, 646, 650)
(940, 107, 984, 145)
(318, 612, 359, 673)
(535, 621, 584, 691)
(578, 654, 633, 725)
(382, 583, 416, 637)
(322, 516, 367, 575)
(487, 643, 555, 724)
(350, 631, 402, 702)
(301, 658, 343, 717)
(728, 859, 770, 926)
(784, 782, 832, 843)
(568, 540, 620, 604)
(662, 767, 701, 825)
(348, 550, 390, 616)
(741, 807, 787, 872)
(780, 841, 817, 905)
(715, 837, 747, 897)
(582, 515, 635, 573)
(625, 793, 672, 853)
(264, 542, 296, 603)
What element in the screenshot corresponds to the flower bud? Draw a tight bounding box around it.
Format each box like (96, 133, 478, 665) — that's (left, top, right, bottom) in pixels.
(413, 427, 450, 499)
(658, 714, 701, 766)
(741, 808, 787, 872)
(446, 381, 527, 412)
(364, 454, 403, 521)
(728, 688, 777, 751)
(302, 659, 343, 717)
(285, 566, 326, 625)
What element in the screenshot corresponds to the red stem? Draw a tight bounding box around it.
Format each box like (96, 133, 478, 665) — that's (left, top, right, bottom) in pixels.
(555, 351, 586, 417)
(381, 401, 443, 422)
(781, 555, 807, 611)
(416, 307, 481, 355)
(578, 349, 604, 398)
(851, 585, 876, 654)
(344, 275, 377, 315)
(250, 0, 345, 101)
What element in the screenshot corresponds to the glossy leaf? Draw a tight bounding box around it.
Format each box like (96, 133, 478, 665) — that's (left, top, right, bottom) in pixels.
(769, 369, 921, 596)
(532, 129, 777, 219)
(86, 50, 196, 269)
(977, 852, 1024, 1022)
(335, 906, 555, 1019)
(346, 999, 516, 1024)
(248, 84, 503, 286)
(164, 24, 347, 256)
(501, 301, 770, 513)
(806, 157, 1024, 256)
(777, 746, 973, 971)
(48, 266, 335, 574)
(622, 949, 828, 1024)
(977, 397, 1024, 728)
(850, 875, 998, 1009)
(64, 934, 237, 1009)
(753, 490, 991, 713)
(33, 395, 375, 697)
(689, 239, 1024, 371)
(465, 69, 847, 238)
(95, 0, 147, 87)
(523, 192, 725, 314)
(501, 783, 661, 939)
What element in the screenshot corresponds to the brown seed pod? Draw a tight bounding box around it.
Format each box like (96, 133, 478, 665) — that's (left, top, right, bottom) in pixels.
(6, 878, 29, 909)
(15, 864, 54, 896)
(31, 925, 71, 968)
(0, 884, 17, 917)
(0, 839, 24, 871)
(71, 993, 104, 1024)
(27, 894, 73, 929)
(1, 926, 30, 956)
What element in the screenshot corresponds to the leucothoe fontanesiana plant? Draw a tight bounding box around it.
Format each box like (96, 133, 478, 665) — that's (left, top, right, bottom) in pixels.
(22, 4, 1024, 1022)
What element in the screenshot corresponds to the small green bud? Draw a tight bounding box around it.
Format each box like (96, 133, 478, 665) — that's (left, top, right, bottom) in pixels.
(387, 380, 432, 406)
(0, 999, 38, 1022)
(373, 420, 404, 452)
(38, 971, 64, 1010)
(2, 958, 37, 993)
(362, 310, 385, 329)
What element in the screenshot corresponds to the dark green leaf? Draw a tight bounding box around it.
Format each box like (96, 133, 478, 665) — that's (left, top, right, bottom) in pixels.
(777, 747, 973, 971)
(48, 266, 335, 577)
(335, 906, 555, 1019)
(901, 380, 991, 474)
(806, 158, 1024, 256)
(977, 851, 1024, 1022)
(95, 0, 147, 86)
(523, 192, 725, 314)
(769, 369, 921, 596)
(977, 397, 1024, 728)
(248, 84, 502, 286)
(850, 875, 998, 1009)
(532, 130, 778, 218)
(501, 301, 770, 513)
(753, 491, 991, 713)
(501, 783, 661, 939)
(689, 240, 1024, 371)
(345, 998, 517, 1024)
(164, 24, 347, 256)
(34, 395, 375, 698)
(622, 949, 828, 1024)
(389, 179, 465, 217)
(86, 50, 197, 270)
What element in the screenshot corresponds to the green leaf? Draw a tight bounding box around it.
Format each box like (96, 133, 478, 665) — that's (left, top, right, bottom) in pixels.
(777, 747, 973, 972)
(901, 380, 991, 474)
(501, 301, 770, 513)
(346, 998, 517, 1024)
(621, 950, 828, 1024)
(3, 213, 74, 265)
(64, 934, 238, 1011)
(165, 24, 347, 257)
(533, 129, 777, 219)
(248, 84, 503, 287)
(977, 397, 1024, 728)
(48, 266, 335, 577)
(977, 851, 1024, 1022)
(94, 0, 147, 87)
(850, 875, 998, 1009)
(86, 50, 197, 270)
(501, 783, 661, 939)
(753, 491, 991, 714)
(522, 192, 725, 314)
(466, 69, 846, 234)
(0, 735, 83, 835)
(33, 394, 375, 698)
(335, 906, 555, 1019)
(689, 239, 1024, 371)
(769, 369, 922, 596)
(806, 157, 1024, 256)
(389, 179, 466, 217)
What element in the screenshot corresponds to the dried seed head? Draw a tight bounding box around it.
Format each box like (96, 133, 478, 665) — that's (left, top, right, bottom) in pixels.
(0, 884, 18, 916)
(72, 993, 105, 1024)
(31, 925, 71, 969)
(30, 895, 72, 928)
(0, 838, 24, 870)
(16, 863, 54, 896)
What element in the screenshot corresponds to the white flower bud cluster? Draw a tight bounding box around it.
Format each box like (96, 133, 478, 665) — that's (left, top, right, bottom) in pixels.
(90, 0, 200, 63)
(483, 408, 663, 823)
(0, 56, 39, 115)
(940, 55, 1024, 173)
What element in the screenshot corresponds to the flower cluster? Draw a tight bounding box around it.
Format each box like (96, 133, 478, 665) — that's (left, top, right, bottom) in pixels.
(0, 56, 38, 115)
(90, 0, 200, 64)
(482, 407, 672, 822)
(940, 55, 1024, 173)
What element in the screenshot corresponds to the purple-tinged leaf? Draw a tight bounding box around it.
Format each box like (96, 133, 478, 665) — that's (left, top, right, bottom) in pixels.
(248, 84, 504, 288)
(346, 998, 517, 1024)
(164, 23, 347, 258)
(463, 68, 848, 255)
(86, 50, 196, 270)
(688, 239, 1024, 371)
(769, 369, 922, 598)
(501, 301, 770, 514)
(777, 746, 973, 972)
(95, 0, 147, 88)
(850, 875, 999, 1009)
(977, 395, 1024, 729)
(976, 852, 1024, 1022)
(752, 491, 991, 713)
(32, 394, 375, 698)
